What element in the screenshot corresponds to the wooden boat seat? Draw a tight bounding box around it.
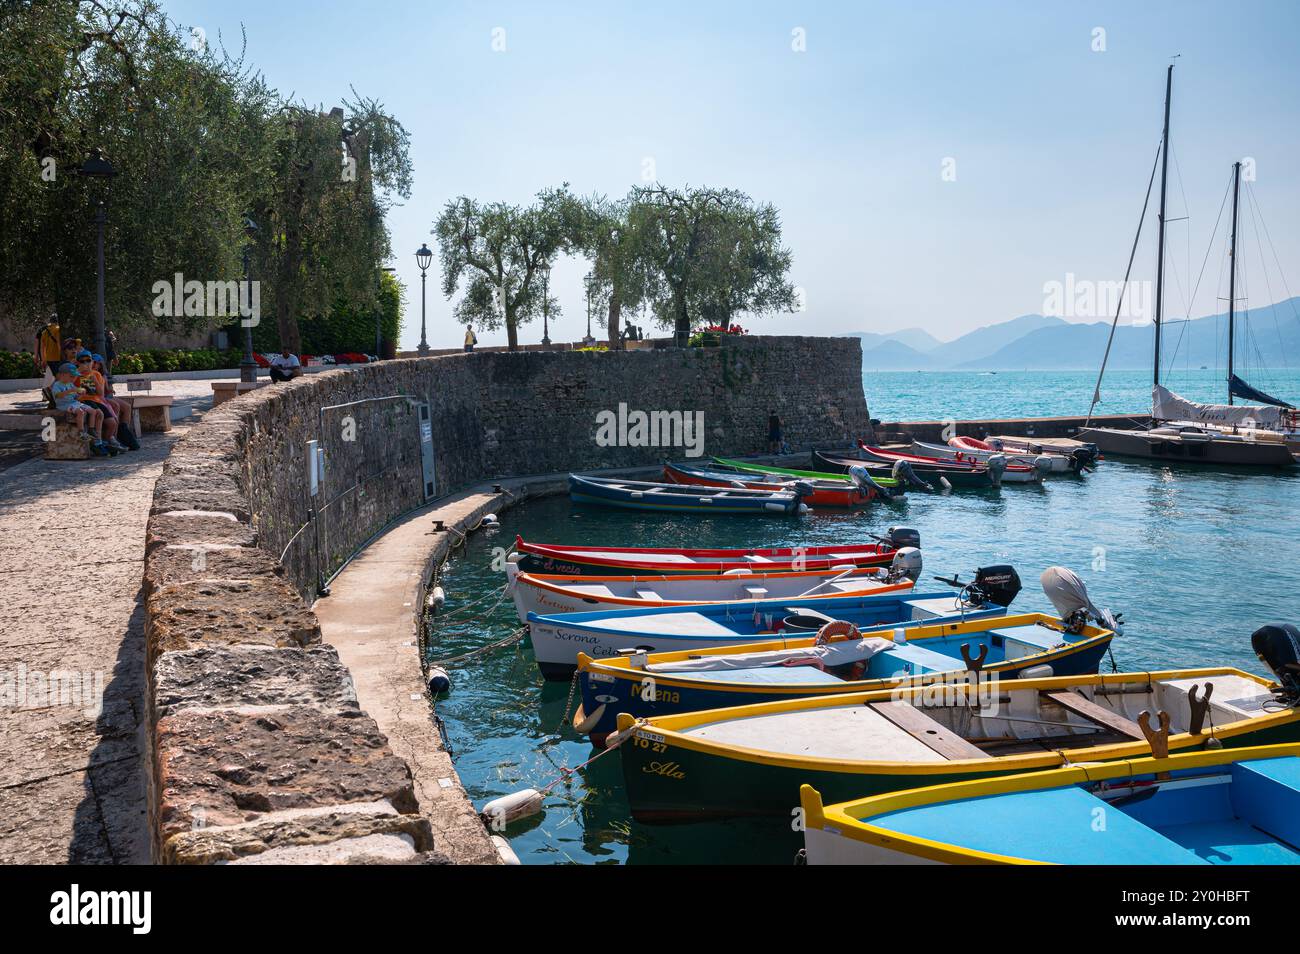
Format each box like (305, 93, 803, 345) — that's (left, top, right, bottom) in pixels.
(634, 588, 662, 602)
(743, 586, 769, 599)
(868, 701, 991, 761)
(744, 554, 774, 563)
(1043, 690, 1145, 741)
(881, 641, 963, 674)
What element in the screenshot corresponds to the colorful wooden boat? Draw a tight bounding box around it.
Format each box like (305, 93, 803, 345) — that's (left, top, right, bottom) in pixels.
(661, 461, 877, 508)
(854, 442, 1045, 484)
(912, 438, 1072, 475)
(575, 611, 1113, 745)
(507, 561, 916, 622)
(712, 457, 904, 493)
(529, 585, 1010, 680)
(952, 435, 1098, 472)
(569, 474, 807, 515)
(617, 668, 1300, 823)
(812, 449, 996, 488)
(801, 743, 1300, 864)
(510, 535, 911, 577)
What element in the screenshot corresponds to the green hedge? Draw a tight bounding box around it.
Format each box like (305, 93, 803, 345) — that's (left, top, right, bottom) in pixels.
(0, 348, 250, 379)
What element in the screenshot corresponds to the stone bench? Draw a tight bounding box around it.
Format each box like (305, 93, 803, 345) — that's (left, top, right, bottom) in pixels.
(127, 394, 175, 432)
(0, 409, 92, 460)
(212, 380, 269, 406)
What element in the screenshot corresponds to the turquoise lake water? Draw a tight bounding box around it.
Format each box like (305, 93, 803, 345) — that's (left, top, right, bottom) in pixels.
(427, 370, 1300, 865)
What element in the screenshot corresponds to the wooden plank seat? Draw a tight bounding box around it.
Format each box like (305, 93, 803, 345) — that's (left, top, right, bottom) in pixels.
(867, 700, 992, 760)
(1042, 690, 1146, 741)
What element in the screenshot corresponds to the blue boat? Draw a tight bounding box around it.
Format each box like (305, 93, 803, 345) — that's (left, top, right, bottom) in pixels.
(529, 564, 1024, 679)
(573, 611, 1114, 744)
(568, 473, 807, 516)
(802, 743, 1300, 864)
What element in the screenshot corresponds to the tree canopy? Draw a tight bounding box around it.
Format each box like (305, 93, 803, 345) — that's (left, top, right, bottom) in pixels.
(0, 0, 410, 353)
(434, 183, 796, 350)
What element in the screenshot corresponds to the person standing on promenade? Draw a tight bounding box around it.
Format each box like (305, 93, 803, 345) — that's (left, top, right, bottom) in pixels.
(767, 410, 784, 454)
(464, 325, 477, 353)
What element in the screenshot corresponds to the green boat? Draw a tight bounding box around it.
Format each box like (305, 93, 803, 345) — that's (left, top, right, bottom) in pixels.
(712, 457, 902, 491)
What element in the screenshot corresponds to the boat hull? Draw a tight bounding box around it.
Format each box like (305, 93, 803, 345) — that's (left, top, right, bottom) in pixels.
(569, 474, 804, 515)
(511, 538, 898, 577)
(1076, 426, 1297, 467)
(812, 450, 994, 488)
(529, 591, 1002, 679)
(620, 676, 1300, 824)
(577, 623, 1112, 744)
(661, 461, 874, 508)
(912, 439, 1072, 474)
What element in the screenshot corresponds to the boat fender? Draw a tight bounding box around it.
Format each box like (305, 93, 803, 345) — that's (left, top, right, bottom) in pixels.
(482, 513, 499, 528)
(986, 454, 1007, 487)
(481, 789, 544, 829)
(491, 835, 522, 865)
(426, 666, 452, 694)
(797, 503, 809, 514)
(938, 476, 952, 491)
(574, 703, 606, 735)
(427, 585, 447, 611)
(1017, 664, 1054, 679)
(764, 501, 786, 512)
(893, 626, 907, 645)
(1033, 456, 1053, 477)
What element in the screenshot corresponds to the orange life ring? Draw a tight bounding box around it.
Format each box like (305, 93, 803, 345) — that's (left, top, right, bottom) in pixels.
(814, 619, 860, 646)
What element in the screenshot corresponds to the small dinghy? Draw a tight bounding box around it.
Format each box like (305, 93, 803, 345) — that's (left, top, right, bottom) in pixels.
(662, 461, 882, 508)
(528, 564, 1019, 679)
(812, 449, 995, 489)
(911, 438, 1070, 475)
(852, 442, 1045, 484)
(569, 473, 808, 515)
(802, 743, 1300, 864)
(575, 566, 1109, 744)
(510, 532, 915, 577)
(507, 551, 920, 622)
(710, 458, 907, 498)
(620, 660, 1300, 824)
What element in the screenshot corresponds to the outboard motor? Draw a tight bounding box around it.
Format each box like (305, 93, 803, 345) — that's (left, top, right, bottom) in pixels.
(885, 526, 921, 550)
(1251, 624, 1300, 705)
(1033, 456, 1054, 478)
(933, 565, 1021, 607)
(987, 438, 1005, 452)
(792, 480, 816, 498)
(891, 458, 932, 491)
(1040, 566, 1124, 635)
(888, 546, 923, 583)
(849, 464, 900, 500)
(986, 453, 1007, 487)
(1069, 446, 1098, 473)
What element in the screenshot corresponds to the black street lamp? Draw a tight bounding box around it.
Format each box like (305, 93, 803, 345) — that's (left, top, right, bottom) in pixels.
(416, 243, 432, 355)
(240, 217, 259, 383)
(77, 148, 117, 361)
(540, 262, 552, 350)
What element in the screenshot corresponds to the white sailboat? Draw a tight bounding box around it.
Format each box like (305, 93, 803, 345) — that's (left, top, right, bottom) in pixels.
(1077, 65, 1297, 467)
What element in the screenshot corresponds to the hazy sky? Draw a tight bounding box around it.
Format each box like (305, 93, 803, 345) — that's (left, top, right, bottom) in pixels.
(165, 0, 1300, 351)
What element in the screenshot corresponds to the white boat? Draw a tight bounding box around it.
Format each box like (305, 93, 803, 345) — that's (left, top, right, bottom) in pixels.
(910, 439, 1066, 474)
(506, 556, 920, 623)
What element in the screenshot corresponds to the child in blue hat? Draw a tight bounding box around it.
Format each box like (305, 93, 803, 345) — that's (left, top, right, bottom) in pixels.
(51, 363, 109, 455)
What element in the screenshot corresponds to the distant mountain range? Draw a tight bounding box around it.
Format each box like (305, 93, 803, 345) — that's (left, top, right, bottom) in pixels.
(849, 299, 1300, 371)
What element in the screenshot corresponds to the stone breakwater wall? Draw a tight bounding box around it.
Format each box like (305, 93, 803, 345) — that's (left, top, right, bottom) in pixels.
(141, 336, 869, 863)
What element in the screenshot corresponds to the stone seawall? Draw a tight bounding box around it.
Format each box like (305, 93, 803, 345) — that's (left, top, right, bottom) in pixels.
(140, 335, 869, 863)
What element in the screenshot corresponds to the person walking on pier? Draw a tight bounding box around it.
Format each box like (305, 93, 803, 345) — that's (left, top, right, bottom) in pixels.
(464, 325, 477, 353)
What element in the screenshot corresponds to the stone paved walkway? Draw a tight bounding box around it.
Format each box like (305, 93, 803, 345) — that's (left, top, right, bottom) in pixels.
(0, 384, 221, 863)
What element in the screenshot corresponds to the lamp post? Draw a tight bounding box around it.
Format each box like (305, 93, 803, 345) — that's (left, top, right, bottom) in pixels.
(540, 262, 551, 350)
(416, 243, 432, 355)
(239, 217, 259, 383)
(77, 148, 117, 360)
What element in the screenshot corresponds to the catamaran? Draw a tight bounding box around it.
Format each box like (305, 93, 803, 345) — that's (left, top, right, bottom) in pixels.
(1078, 65, 1296, 467)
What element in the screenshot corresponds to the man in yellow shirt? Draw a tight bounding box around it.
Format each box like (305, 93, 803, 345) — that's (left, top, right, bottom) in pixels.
(34, 315, 62, 386)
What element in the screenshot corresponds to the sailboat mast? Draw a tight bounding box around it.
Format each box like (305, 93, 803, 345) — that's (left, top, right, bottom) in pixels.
(1153, 64, 1173, 389)
(1227, 160, 1241, 404)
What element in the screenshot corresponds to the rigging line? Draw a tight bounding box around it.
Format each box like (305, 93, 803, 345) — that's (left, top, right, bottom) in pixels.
(1169, 143, 1194, 318)
(1183, 168, 1234, 373)
(1244, 183, 1295, 371)
(1086, 139, 1163, 425)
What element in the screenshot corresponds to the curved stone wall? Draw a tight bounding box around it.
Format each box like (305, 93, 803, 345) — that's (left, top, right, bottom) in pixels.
(141, 336, 869, 863)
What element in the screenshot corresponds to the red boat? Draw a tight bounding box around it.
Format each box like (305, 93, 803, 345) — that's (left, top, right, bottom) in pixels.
(510, 533, 915, 576)
(660, 461, 875, 508)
